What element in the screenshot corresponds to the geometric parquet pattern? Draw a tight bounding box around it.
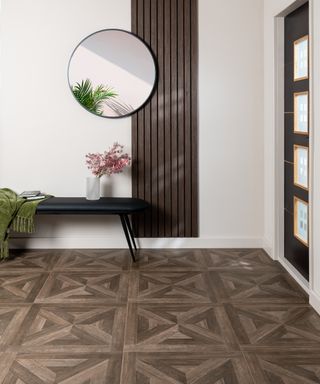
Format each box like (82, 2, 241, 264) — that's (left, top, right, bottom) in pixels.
(0, 248, 319, 383)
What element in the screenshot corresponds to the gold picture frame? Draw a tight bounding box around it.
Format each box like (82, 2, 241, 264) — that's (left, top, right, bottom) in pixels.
(293, 144, 309, 190)
(294, 91, 308, 135)
(294, 35, 309, 81)
(293, 196, 308, 247)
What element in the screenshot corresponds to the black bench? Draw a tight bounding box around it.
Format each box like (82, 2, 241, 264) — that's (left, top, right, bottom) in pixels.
(36, 197, 149, 261)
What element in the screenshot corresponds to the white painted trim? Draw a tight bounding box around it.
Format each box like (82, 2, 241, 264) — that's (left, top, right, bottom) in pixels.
(10, 236, 264, 249)
(264, 243, 309, 293)
(310, 0, 320, 299)
(274, 15, 285, 264)
(278, 256, 310, 293)
(308, 0, 315, 292)
(263, 238, 275, 260)
(273, 0, 313, 295)
(310, 291, 320, 315)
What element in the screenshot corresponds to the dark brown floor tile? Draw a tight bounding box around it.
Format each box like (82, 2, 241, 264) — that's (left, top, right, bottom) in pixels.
(128, 271, 217, 303)
(0, 250, 59, 271)
(225, 303, 320, 349)
(244, 349, 320, 383)
(0, 272, 49, 304)
(0, 352, 122, 383)
(121, 352, 254, 384)
(124, 303, 239, 352)
(203, 249, 282, 271)
(35, 271, 129, 304)
(0, 248, 316, 383)
(53, 249, 131, 271)
(11, 304, 127, 353)
(0, 305, 31, 349)
(132, 249, 207, 271)
(209, 270, 308, 304)
(0, 353, 17, 383)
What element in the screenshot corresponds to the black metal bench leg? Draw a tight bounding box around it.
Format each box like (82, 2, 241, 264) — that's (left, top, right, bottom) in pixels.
(120, 214, 136, 262)
(124, 214, 137, 251)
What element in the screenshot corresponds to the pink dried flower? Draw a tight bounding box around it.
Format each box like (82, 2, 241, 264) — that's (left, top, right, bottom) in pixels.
(86, 143, 131, 177)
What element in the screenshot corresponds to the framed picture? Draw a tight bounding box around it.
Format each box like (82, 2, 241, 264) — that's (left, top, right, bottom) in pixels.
(294, 145, 308, 190)
(294, 35, 308, 81)
(294, 196, 308, 246)
(294, 92, 308, 134)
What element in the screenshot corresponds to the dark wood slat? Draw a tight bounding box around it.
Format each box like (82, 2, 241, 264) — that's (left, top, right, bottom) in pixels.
(184, 0, 192, 237)
(131, 0, 138, 233)
(150, 0, 159, 237)
(137, 0, 145, 236)
(177, 0, 185, 237)
(132, 0, 198, 238)
(191, 0, 199, 236)
(157, 0, 165, 237)
(143, 0, 152, 235)
(164, 0, 172, 236)
(171, 0, 179, 237)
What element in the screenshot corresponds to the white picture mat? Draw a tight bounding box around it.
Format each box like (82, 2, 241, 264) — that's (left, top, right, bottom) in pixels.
(294, 198, 308, 246)
(294, 146, 308, 189)
(294, 93, 308, 134)
(294, 36, 308, 80)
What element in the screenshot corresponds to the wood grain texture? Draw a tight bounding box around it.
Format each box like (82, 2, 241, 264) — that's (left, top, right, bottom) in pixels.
(0, 248, 319, 383)
(121, 352, 254, 384)
(132, 0, 198, 238)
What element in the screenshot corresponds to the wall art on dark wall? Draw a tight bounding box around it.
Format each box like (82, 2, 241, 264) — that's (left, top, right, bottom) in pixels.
(131, 0, 198, 238)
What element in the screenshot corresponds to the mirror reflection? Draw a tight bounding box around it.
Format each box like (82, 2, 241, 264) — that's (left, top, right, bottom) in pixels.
(68, 29, 157, 118)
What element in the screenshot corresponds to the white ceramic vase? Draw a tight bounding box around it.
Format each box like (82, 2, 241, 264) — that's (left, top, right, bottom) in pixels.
(86, 176, 100, 200)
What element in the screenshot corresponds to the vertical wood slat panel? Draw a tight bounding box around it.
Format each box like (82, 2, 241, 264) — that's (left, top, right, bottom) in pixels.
(171, 0, 179, 237)
(191, 0, 199, 236)
(137, 0, 146, 236)
(150, 0, 158, 237)
(164, 0, 172, 236)
(143, 0, 152, 234)
(177, 0, 185, 237)
(184, 0, 192, 236)
(131, 0, 139, 234)
(157, 0, 165, 237)
(132, 0, 198, 238)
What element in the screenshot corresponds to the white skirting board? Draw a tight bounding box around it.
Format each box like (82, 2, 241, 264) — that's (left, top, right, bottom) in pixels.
(277, 257, 310, 294)
(310, 291, 320, 315)
(263, 243, 320, 316)
(263, 243, 310, 294)
(10, 236, 264, 249)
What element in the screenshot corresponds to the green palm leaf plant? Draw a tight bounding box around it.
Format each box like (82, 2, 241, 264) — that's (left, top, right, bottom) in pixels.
(71, 79, 118, 115)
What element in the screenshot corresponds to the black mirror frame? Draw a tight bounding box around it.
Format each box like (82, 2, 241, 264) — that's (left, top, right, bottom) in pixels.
(67, 28, 158, 119)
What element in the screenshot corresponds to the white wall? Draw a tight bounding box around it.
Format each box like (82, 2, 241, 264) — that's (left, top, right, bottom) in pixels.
(199, 0, 264, 245)
(0, 0, 264, 248)
(0, 0, 132, 247)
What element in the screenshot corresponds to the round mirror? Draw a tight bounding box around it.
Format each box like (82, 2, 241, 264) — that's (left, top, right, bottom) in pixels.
(68, 29, 157, 118)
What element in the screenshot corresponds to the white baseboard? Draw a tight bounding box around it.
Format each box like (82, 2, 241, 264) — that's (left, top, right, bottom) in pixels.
(10, 236, 264, 249)
(310, 291, 320, 315)
(263, 239, 309, 293)
(262, 238, 274, 260)
(264, 242, 310, 294)
(278, 257, 310, 294)
(263, 240, 320, 315)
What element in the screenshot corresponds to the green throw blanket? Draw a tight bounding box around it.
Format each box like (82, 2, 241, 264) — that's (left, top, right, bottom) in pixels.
(0, 188, 48, 259)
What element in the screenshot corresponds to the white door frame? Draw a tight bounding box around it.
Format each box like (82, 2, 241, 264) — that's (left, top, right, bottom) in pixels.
(273, 0, 312, 293)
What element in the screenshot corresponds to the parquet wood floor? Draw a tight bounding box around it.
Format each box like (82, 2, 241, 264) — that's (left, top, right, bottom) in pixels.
(0, 248, 318, 383)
